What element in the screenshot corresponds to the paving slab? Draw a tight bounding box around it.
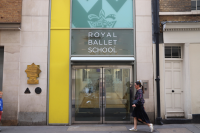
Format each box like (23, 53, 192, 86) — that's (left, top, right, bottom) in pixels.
(0, 124, 199, 133)
(67, 126, 127, 131)
(195, 124, 200, 129)
(157, 128, 192, 133)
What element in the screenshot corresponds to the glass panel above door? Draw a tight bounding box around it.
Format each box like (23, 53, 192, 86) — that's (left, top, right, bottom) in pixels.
(71, 29, 134, 55)
(72, 0, 134, 28)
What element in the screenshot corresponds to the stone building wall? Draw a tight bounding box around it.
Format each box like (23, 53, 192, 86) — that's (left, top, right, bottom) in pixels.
(0, 0, 49, 125)
(158, 0, 200, 123)
(136, 0, 155, 122)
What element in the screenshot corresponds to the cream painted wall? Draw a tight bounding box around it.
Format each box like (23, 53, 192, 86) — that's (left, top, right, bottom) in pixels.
(153, 43, 166, 119)
(153, 43, 179, 119)
(161, 22, 200, 119)
(158, 43, 193, 119)
(189, 44, 200, 114)
(164, 31, 200, 43)
(135, 0, 154, 116)
(163, 23, 200, 43)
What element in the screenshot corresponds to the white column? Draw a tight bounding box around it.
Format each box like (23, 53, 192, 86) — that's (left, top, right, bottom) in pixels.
(183, 43, 192, 119)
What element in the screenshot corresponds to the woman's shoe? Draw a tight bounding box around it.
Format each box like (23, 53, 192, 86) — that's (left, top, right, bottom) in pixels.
(129, 127, 137, 131)
(149, 123, 154, 132)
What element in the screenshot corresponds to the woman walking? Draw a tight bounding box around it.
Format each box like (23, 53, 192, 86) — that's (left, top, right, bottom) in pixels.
(129, 81, 154, 132)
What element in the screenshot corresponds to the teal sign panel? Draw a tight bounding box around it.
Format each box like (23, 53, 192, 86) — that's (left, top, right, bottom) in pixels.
(72, 0, 133, 28)
(71, 29, 134, 55)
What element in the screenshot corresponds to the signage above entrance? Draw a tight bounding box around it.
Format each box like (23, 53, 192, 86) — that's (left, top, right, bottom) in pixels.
(72, 0, 133, 28)
(71, 29, 134, 55)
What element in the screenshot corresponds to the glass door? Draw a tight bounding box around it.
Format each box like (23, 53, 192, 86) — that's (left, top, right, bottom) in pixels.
(103, 67, 132, 123)
(72, 66, 132, 124)
(72, 67, 102, 123)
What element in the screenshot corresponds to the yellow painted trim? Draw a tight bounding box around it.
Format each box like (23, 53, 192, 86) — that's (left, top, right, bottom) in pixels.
(51, 0, 70, 28)
(49, 0, 70, 124)
(51, 27, 70, 30)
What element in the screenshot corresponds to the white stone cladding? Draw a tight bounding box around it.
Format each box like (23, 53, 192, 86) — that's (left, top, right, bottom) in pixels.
(135, 0, 155, 120)
(0, 0, 49, 125)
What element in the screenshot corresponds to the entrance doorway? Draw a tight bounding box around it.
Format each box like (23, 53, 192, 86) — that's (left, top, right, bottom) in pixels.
(165, 60, 184, 117)
(72, 65, 133, 123)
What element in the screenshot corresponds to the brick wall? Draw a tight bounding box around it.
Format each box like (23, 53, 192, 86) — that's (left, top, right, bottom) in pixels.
(160, 15, 200, 32)
(160, 0, 191, 12)
(0, 0, 22, 23)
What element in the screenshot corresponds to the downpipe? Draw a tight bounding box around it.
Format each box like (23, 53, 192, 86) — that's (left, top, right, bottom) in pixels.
(153, 0, 163, 125)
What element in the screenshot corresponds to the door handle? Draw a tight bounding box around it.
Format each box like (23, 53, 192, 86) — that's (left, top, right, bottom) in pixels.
(172, 90, 174, 92)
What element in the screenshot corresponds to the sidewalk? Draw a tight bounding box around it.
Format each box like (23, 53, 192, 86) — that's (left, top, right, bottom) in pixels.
(0, 124, 200, 133)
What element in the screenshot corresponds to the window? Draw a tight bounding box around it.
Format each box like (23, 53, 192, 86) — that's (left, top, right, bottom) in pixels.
(165, 46, 181, 58)
(191, 0, 200, 10)
(72, 0, 134, 28)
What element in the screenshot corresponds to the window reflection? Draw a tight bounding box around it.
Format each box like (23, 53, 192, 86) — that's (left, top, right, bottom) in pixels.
(75, 69, 100, 121)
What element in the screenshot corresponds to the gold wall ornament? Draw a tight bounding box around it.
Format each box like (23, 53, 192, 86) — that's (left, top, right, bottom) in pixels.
(25, 63, 41, 84)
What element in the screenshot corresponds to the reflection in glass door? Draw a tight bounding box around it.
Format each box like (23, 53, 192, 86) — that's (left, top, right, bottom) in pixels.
(103, 68, 131, 122)
(74, 68, 102, 122)
(72, 66, 132, 123)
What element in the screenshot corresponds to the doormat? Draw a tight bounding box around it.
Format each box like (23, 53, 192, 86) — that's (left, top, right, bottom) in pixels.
(157, 128, 192, 133)
(67, 126, 127, 131)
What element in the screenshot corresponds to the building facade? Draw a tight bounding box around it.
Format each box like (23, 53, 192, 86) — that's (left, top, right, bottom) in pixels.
(156, 0, 200, 123)
(0, 0, 199, 126)
(49, 0, 154, 125)
(0, 0, 48, 125)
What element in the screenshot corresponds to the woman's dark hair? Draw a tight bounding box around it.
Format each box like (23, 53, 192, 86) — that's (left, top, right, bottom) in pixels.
(135, 81, 144, 94)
